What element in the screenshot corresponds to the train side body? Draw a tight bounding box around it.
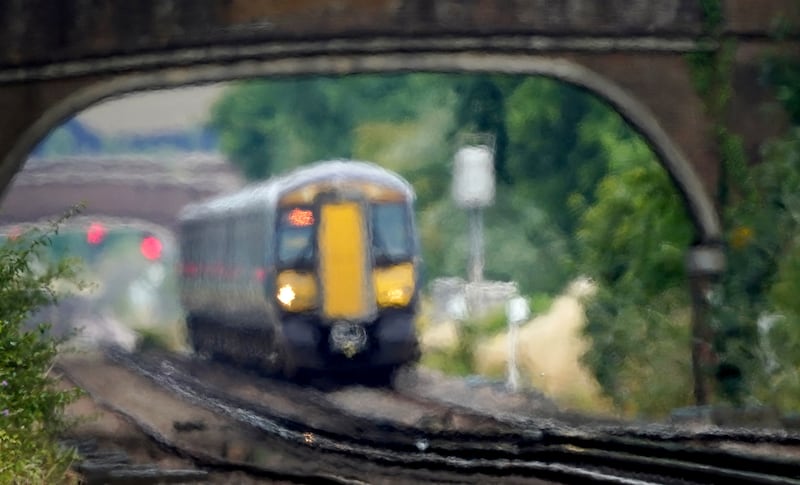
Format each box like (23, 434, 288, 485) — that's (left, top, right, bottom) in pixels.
(177, 160, 421, 376)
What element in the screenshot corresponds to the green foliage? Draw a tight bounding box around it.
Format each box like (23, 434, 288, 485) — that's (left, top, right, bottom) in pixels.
(423, 327, 476, 377)
(505, 78, 612, 236)
(763, 58, 800, 125)
(685, 16, 761, 403)
(582, 287, 694, 416)
(210, 74, 455, 180)
(351, 98, 457, 210)
(577, 135, 693, 293)
(451, 75, 520, 183)
(135, 326, 174, 353)
(419, 189, 571, 296)
(686, 32, 746, 207)
(0, 214, 85, 484)
(715, 129, 800, 407)
(684, 10, 800, 408)
(699, 0, 724, 35)
(576, 128, 694, 415)
(472, 308, 511, 336)
(528, 293, 553, 316)
(420, 309, 507, 378)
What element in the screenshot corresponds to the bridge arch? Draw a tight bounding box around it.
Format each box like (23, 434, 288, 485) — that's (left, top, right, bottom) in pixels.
(4, 52, 721, 244)
(0, 154, 243, 231)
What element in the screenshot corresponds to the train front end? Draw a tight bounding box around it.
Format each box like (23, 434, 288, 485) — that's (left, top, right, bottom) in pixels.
(272, 178, 420, 373)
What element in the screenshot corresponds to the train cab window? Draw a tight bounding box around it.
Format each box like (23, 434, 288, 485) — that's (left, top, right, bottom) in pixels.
(371, 203, 412, 265)
(277, 207, 316, 268)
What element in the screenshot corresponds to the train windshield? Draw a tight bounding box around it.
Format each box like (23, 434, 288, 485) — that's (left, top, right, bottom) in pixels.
(371, 203, 413, 265)
(277, 207, 316, 268)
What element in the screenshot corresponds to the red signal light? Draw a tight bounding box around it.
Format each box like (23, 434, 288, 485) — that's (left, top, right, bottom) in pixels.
(86, 222, 106, 245)
(140, 235, 162, 260)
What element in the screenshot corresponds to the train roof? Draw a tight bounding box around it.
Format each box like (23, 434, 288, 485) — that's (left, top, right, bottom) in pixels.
(178, 160, 415, 223)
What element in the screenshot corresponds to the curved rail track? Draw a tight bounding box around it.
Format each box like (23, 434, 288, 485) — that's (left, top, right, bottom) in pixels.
(59, 347, 800, 484)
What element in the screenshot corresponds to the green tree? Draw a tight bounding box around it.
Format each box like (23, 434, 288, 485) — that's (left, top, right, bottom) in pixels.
(576, 126, 695, 415)
(506, 78, 611, 236)
(697, 53, 800, 406)
(763, 58, 800, 125)
(211, 74, 455, 180)
(715, 127, 800, 407)
(0, 215, 85, 484)
(419, 188, 572, 296)
(451, 75, 519, 183)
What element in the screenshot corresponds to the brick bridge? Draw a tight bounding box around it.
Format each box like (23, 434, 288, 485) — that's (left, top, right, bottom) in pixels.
(0, 154, 243, 230)
(0, 0, 797, 248)
(0, 0, 798, 402)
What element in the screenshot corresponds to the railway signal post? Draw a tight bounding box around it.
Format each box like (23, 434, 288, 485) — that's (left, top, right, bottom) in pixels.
(452, 143, 495, 284)
(506, 295, 529, 392)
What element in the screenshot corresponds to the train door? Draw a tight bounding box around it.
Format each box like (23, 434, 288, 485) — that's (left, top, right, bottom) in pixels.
(317, 200, 376, 322)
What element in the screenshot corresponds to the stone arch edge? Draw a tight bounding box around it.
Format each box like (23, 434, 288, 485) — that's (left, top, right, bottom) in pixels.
(2, 52, 721, 246)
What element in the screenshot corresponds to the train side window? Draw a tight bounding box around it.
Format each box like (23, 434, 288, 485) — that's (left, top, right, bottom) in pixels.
(232, 215, 246, 268)
(189, 225, 199, 265)
(179, 224, 190, 263)
(239, 211, 263, 268)
(196, 222, 209, 276)
(261, 210, 273, 266)
(209, 219, 225, 278)
(252, 212, 266, 266)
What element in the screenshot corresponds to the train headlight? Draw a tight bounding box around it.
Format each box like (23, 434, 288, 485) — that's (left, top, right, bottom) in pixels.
(276, 270, 317, 311)
(374, 263, 415, 308)
(383, 287, 412, 305)
(277, 285, 296, 306)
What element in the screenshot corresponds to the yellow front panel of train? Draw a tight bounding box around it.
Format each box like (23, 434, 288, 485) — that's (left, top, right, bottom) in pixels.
(318, 202, 371, 320)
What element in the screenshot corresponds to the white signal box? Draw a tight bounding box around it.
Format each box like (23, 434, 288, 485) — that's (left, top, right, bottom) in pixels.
(452, 145, 495, 208)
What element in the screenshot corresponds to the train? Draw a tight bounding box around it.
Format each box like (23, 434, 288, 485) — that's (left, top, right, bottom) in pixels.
(177, 160, 421, 379)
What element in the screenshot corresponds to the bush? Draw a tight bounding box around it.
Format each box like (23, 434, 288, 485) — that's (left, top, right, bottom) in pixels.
(419, 307, 511, 378)
(0, 215, 85, 484)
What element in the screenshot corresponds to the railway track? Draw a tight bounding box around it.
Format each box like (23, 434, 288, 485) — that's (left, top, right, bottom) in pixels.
(61, 347, 800, 484)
